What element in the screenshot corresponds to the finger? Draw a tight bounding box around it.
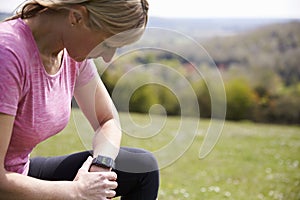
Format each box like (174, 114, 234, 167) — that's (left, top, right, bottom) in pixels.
(105, 189, 116, 198)
(104, 180, 118, 190)
(104, 171, 117, 181)
(74, 156, 93, 181)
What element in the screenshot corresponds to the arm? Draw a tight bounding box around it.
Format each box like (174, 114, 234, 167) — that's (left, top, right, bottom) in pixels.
(74, 75, 122, 161)
(0, 49, 82, 199)
(0, 113, 117, 200)
(0, 113, 77, 200)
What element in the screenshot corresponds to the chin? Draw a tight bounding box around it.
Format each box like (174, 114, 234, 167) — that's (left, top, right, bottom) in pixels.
(72, 56, 86, 62)
(67, 50, 87, 62)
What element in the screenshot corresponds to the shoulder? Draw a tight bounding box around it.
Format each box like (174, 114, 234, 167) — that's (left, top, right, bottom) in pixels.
(0, 42, 24, 79)
(0, 18, 37, 62)
(0, 19, 26, 48)
(0, 19, 38, 74)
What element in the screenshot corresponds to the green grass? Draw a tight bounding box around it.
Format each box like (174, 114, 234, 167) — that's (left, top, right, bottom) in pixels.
(32, 109, 300, 200)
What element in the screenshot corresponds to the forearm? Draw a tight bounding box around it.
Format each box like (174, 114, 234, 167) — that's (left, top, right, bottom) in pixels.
(92, 119, 122, 160)
(0, 171, 77, 200)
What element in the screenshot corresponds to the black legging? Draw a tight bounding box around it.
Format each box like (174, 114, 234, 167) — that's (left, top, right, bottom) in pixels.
(28, 147, 159, 200)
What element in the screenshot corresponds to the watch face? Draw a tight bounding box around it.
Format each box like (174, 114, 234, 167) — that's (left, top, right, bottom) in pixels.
(93, 155, 115, 168)
(100, 157, 110, 165)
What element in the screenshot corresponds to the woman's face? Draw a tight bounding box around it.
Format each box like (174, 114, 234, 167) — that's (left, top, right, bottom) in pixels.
(87, 39, 117, 62)
(64, 25, 117, 62)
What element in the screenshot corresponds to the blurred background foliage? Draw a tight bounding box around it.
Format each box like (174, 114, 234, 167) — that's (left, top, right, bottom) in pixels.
(96, 21, 300, 124)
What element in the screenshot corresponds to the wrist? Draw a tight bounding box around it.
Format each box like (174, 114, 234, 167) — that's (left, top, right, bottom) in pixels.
(72, 181, 83, 200)
(90, 155, 115, 170)
(89, 165, 111, 172)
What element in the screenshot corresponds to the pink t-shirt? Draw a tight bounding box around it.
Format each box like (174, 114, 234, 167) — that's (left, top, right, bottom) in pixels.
(0, 18, 97, 175)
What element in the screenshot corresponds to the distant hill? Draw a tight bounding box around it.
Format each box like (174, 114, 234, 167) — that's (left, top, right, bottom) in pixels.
(138, 20, 300, 86)
(147, 17, 294, 39)
(202, 21, 300, 85)
(0, 12, 10, 20)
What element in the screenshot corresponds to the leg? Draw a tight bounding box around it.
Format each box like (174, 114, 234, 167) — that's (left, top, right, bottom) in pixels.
(28, 151, 91, 181)
(114, 147, 160, 200)
(28, 147, 160, 199)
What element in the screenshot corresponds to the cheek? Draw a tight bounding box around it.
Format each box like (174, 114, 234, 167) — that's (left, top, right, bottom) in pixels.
(79, 39, 99, 57)
(64, 34, 102, 61)
(66, 42, 91, 61)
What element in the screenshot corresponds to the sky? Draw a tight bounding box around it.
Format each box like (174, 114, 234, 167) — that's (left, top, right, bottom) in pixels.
(0, 0, 300, 18)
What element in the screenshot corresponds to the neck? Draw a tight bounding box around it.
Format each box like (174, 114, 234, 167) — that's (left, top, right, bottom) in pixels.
(24, 11, 67, 74)
(24, 12, 65, 58)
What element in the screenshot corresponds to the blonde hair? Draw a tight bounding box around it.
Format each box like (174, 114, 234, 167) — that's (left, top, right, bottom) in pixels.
(9, 0, 149, 45)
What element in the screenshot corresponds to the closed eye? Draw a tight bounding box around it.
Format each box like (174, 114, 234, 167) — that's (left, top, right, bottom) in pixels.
(103, 42, 113, 49)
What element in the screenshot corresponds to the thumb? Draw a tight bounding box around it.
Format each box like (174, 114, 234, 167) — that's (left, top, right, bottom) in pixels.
(74, 156, 93, 181)
(81, 156, 93, 172)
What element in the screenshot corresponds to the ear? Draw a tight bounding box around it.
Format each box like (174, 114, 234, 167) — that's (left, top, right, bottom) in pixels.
(68, 5, 89, 27)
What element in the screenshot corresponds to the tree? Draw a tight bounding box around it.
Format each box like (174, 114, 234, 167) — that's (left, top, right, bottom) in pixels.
(225, 79, 256, 120)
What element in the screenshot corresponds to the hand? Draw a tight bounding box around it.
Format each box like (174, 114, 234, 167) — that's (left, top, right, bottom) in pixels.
(73, 156, 118, 200)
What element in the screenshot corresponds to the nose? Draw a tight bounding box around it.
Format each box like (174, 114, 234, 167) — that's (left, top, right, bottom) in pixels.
(102, 48, 117, 63)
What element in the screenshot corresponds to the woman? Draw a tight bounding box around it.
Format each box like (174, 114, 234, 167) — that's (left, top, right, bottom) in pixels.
(0, 0, 159, 199)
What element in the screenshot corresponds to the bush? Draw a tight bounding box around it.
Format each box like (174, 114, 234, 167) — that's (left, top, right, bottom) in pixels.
(266, 84, 300, 124)
(129, 85, 159, 113)
(156, 85, 180, 115)
(129, 84, 180, 115)
(192, 80, 211, 118)
(225, 79, 256, 120)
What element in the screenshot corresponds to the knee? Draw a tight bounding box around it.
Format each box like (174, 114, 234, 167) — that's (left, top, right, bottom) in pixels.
(140, 148, 159, 172)
(115, 147, 160, 173)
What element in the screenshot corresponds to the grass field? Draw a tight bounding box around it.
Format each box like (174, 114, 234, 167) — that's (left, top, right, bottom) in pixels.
(31, 109, 300, 200)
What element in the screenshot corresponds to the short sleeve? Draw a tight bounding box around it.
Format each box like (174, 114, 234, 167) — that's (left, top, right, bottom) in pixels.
(75, 59, 98, 88)
(0, 47, 23, 116)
